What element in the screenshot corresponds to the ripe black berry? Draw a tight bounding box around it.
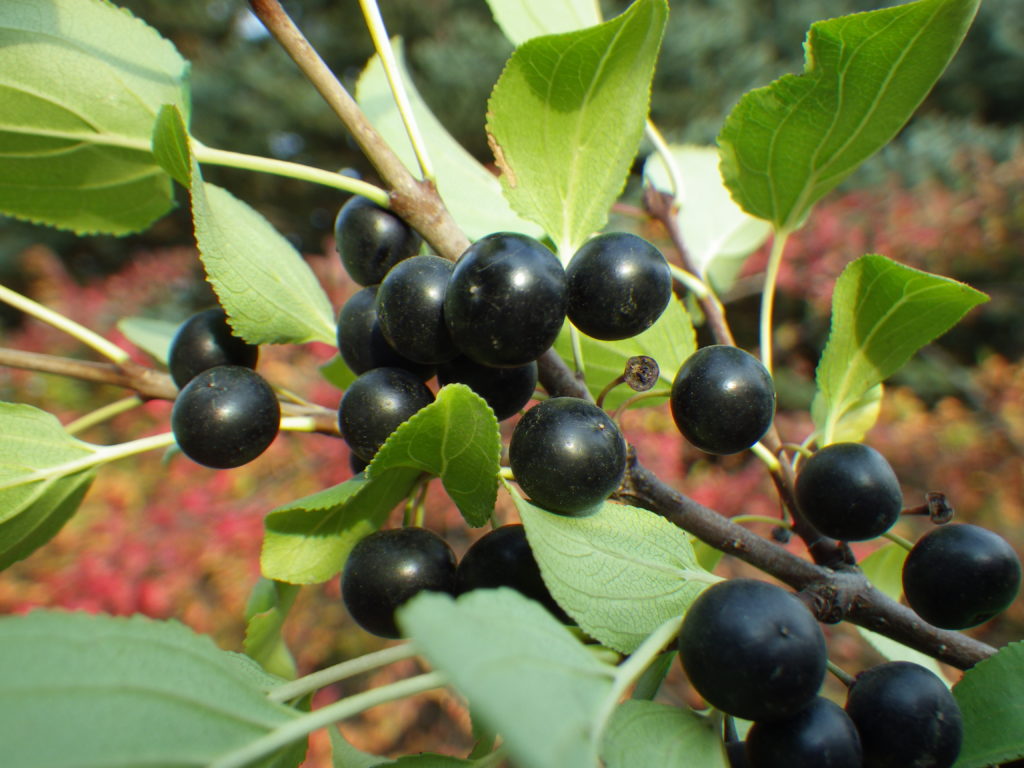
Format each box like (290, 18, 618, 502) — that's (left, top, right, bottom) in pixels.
(168, 308, 258, 389)
(171, 365, 280, 469)
(677, 579, 827, 722)
(902, 523, 1022, 629)
(670, 345, 776, 455)
(845, 661, 962, 768)
(444, 232, 567, 367)
(565, 232, 672, 340)
(456, 524, 567, 621)
(437, 357, 537, 421)
(334, 196, 422, 286)
(746, 696, 863, 768)
(795, 442, 902, 542)
(508, 397, 626, 515)
(338, 367, 435, 463)
(336, 285, 435, 380)
(341, 527, 457, 638)
(376, 255, 458, 365)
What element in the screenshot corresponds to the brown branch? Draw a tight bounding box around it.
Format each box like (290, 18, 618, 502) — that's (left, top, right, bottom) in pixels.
(0, 347, 340, 436)
(248, 0, 471, 262)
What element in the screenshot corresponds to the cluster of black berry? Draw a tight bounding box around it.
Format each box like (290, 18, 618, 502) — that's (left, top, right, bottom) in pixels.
(168, 308, 280, 469)
(681, 579, 964, 768)
(340, 523, 564, 638)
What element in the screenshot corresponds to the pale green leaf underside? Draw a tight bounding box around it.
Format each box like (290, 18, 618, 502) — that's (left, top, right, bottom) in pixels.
(371, 385, 500, 528)
(356, 42, 541, 241)
(151, 105, 337, 346)
(554, 297, 695, 410)
(602, 700, 728, 768)
(486, 0, 668, 254)
(953, 641, 1024, 767)
(0, 0, 189, 235)
(515, 495, 717, 653)
(244, 579, 300, 680)
(261, 468, 420, 584)
(643, 144, 771, 295)
(117, 315, 179, 365)
(814, 254, 986, 445)
(398, 589, 613, 768)
(486, 0, 601, 46)
(0, 611, 299, 768)
(810, 382, 883, 445)
(719, 0, 981, 229)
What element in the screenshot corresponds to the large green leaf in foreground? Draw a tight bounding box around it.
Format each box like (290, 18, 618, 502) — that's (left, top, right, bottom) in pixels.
(719, 0, 980, 230)
(0, 611, 302, 768)
(486, 0, 667, 255)
(953, 641, 1024, 767)
(812, 254, 987, 444)
(0, 0, 189, 234)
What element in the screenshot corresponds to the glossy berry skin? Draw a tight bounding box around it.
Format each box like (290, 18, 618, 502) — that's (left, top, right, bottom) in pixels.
(795, 442, 902, 542)
(678, 579, 827, 722)
(338, 367, 435, 463)
(168, 308, 258, 389)
(444, 232, 567, 367)
(456, 524, 567, 621)
(336, 286, 435, 381)
(334, 196, 422, 286)
(341, 527, 457, 638)
(670, 345, 775, 455)
(746, 697, 863, 768)
(171, 365, 280, 469)
(565, 232, 672, 340)
(509, 397, 626, 515)
(902, 523, 1022, 629)
(437, 357, 537, 421)
(376, 255, 458, 365)
(845, 661, 963, 768)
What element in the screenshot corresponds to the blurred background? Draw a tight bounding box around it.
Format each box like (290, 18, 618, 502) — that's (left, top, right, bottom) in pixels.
(1, 0, 1022, 764)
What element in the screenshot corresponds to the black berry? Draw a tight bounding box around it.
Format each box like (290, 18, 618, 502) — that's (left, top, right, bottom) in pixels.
(677, 579, 827, 722)
(670, 345, 776, 455)
(376, 255, 458, 365)
(509, 397, 626, 515)
(168, 308, 258, 389)
(845, 661, 962, 768)
(444, 232, 567, 367)
(746, 696, 862, 768)
(171, 365, 280, 469)
(565, 232, 672, 340)
(338, 367, 435, 463)
(795, 442, 902, 542)
(903, 523, 1022, 629)
(336, 285, 435, 380)
(437, 357, 537, 421)
(334, 196, 422, 286)
(341, 527, 457, 638)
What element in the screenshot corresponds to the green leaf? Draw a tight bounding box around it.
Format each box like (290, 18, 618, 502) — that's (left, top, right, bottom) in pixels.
(245, 578, 301, 680)
(486, 0, 601, 45)
(356, 41, 541, 241)
(0, 0, 190, 235)
(398, 589, 614, 768)
(320, 355, 358, 391)
(0, 403, 99, 569)
(514, 493, 718, 653)
(643, 145, 771, 295)
(719, 0, 981, 230)
(554, 296, 695, 410)
(0, 611, 302, 768)
(151, 104, 337, 346)
(953, 641, 1024, 767)
(855, 544, 946, 680)
(486, 0, 668, 254)
(372, 384, 500, 527)
(814, 254, 987, 445)
(261, 469, 420, 584)
(329, 727, 390, 768)
(117, 315, 180, 365)
(602, 700, 727, 768)
(152, 103, 193, 185)
(810, 382, 883, 445)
